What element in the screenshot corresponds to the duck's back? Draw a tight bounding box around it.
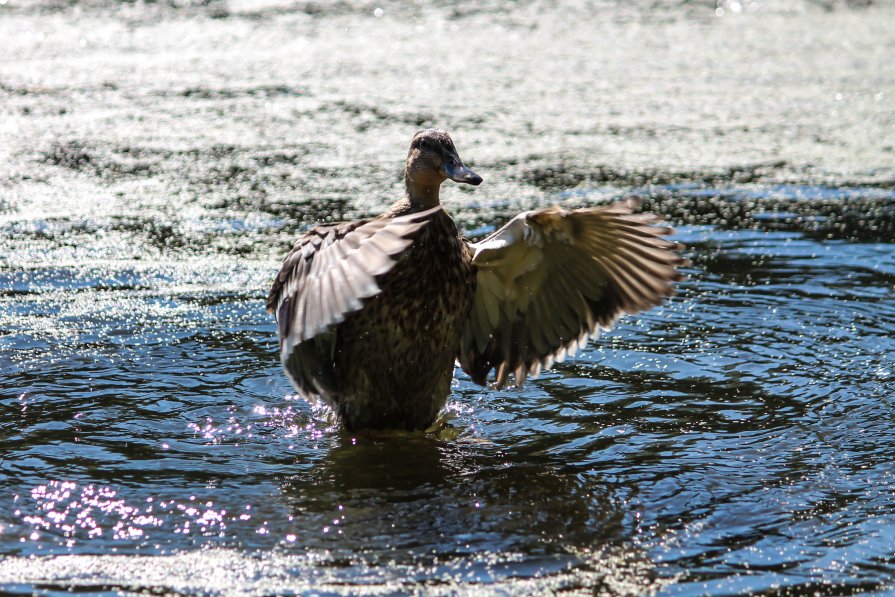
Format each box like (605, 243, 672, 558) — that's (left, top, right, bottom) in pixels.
(332, 205, 475, 429)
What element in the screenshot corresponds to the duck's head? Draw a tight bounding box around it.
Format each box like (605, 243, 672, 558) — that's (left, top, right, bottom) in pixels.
(404, 129, 482, 207)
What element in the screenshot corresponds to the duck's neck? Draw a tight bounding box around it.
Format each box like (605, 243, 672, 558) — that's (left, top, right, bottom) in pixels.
(404, 174, 443, 210)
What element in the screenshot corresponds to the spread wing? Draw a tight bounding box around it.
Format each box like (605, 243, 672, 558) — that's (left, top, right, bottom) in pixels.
(267, 207, 438, 398)
(459, 199, 688, 389)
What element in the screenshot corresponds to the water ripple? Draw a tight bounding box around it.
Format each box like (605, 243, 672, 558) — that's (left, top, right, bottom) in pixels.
(2, 208, 895, 592)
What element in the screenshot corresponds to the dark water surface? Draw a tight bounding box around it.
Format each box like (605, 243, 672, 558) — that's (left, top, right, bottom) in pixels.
(2, 0, 895, 594)
(3, 184, 895, 595)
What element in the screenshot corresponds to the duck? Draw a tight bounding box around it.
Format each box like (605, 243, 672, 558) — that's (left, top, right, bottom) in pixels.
(267, 129, 688, 431)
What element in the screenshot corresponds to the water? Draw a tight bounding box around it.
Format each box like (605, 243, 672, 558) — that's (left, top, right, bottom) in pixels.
(2, 0, 895, 594)
(3, 183, 894, 594)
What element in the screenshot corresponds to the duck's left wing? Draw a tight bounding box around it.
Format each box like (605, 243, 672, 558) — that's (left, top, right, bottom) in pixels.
(459, 199, 688, 389)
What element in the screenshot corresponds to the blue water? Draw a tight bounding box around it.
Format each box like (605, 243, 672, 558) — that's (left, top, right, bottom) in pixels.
(2, 183, 895, 594)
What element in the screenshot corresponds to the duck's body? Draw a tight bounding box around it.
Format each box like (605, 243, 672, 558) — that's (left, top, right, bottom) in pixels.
(268, 130, 688, 431)
(331, 201, 474, 429)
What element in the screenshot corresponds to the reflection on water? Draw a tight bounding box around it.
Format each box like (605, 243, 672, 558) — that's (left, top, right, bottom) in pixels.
(2, 181, 895, 593)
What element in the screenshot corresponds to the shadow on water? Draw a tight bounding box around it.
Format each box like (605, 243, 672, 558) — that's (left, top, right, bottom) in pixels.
(274, 432, 660, 591)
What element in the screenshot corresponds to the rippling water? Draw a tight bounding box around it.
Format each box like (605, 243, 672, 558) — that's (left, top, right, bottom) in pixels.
(3, 0, 895, 594)
(3, 183, 895, 594)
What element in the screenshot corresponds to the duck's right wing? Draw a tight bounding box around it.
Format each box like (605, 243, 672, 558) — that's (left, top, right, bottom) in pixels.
(267, 207, 438, 377)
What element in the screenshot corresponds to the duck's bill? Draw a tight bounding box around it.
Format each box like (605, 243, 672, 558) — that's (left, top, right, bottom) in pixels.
(443, 160, 483, 185)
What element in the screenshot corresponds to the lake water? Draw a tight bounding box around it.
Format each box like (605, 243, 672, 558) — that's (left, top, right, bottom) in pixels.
(2, 0, 894, 594)
(3, 183, 895, 594)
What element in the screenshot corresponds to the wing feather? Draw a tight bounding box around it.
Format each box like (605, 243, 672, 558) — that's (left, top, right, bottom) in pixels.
(267, 206, 440, 401)
(459, 199, 689, 388)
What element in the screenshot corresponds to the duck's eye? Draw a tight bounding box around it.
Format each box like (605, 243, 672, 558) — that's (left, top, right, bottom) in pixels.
(419, 139, 430, 151)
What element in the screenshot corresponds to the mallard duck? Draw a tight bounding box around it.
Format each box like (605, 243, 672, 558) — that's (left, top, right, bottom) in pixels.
(267, 129, 687, 431)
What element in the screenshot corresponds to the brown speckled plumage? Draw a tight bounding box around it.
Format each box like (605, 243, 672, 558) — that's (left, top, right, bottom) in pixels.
(268, 130, 689, 431)
(331, 202, 474, 429)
